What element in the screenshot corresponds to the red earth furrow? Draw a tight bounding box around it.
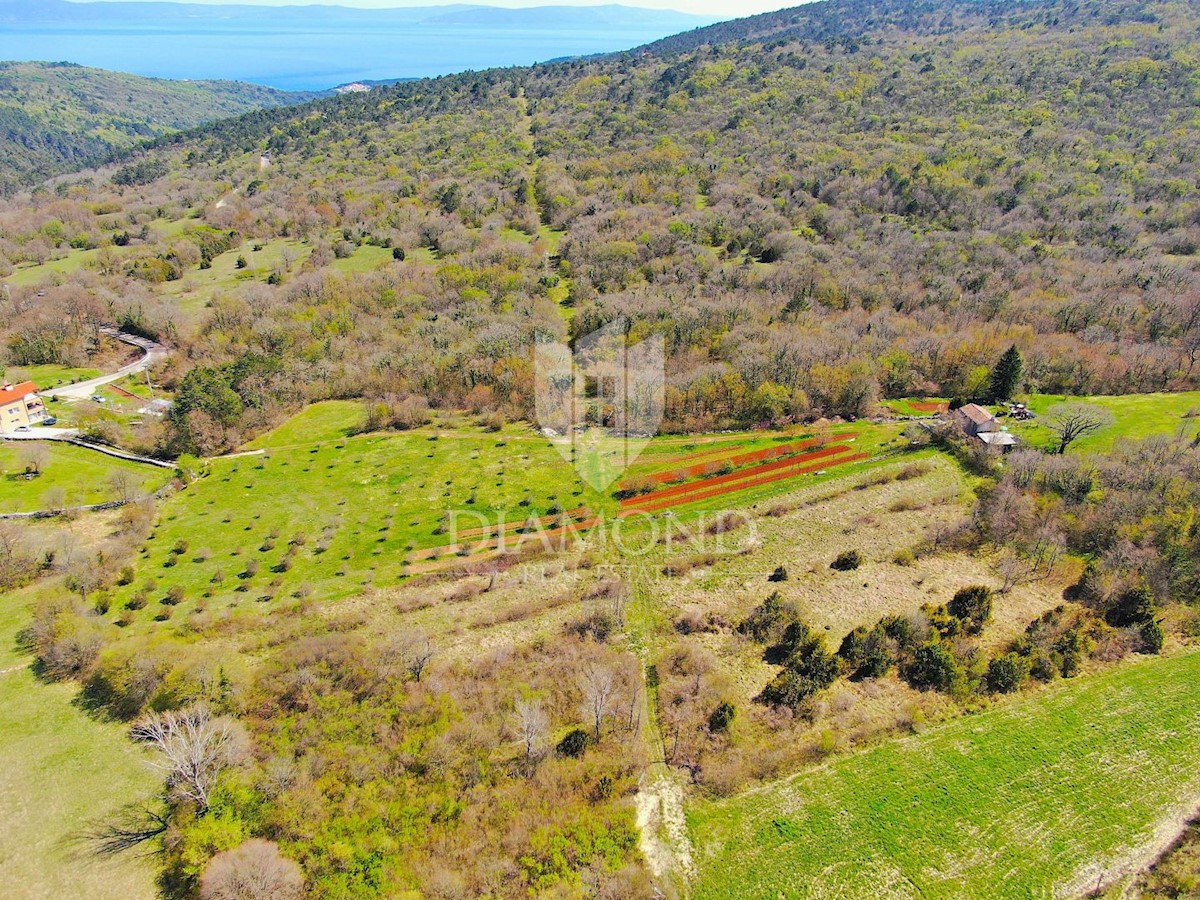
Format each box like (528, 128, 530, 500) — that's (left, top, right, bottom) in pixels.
(621, 444, 856, 510)
(622, 432, 859, 489)
(621, 452, 870, 515)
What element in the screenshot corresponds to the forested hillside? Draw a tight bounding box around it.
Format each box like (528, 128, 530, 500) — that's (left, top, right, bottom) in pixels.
(0, 62, 313, 194)
(2, 0, 1198, 451)
(7, 2, 1200, 897)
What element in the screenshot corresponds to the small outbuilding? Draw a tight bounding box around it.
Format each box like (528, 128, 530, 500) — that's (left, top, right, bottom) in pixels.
(951, 403, 997, 436)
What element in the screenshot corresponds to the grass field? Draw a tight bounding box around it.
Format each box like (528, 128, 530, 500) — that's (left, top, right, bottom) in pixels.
(0, 443, 169, 513)
(0, 364, 102, 389)
(105, 402, 604, 626)
(688, 650, 1200, 899)
(0, 521, 160, 900)
(1012, 391, 1200, 453)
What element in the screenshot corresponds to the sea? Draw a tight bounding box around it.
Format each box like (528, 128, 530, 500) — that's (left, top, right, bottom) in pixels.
(0, 21, 681, 91)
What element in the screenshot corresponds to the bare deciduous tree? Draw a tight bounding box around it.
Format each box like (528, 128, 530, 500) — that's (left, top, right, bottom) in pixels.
(131, 704, 246, 811)
(20, 442, 48, 475)
(64, 554, 104, 604)
(1046, 402, 1113, 454)
(513, 697, 550, 760)
(107, 469, 138, 503)
(578, 662, 617, 743)
(378, 630, 437, 683)
(200, 839, 303, 900)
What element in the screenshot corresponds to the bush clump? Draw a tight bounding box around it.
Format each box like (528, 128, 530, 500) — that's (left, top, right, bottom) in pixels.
(830, 550, 862, 571)
(556, 727, 590, 758)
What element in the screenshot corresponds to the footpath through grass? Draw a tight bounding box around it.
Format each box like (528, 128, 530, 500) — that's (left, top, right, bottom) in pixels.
(689, 651, 1200, 899)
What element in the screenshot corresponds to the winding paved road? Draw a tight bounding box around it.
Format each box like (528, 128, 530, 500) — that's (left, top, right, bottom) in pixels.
(41, 328, 167, 400)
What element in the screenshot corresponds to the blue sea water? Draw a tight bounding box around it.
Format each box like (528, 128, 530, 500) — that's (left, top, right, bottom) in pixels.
(0, 21, 675, 91)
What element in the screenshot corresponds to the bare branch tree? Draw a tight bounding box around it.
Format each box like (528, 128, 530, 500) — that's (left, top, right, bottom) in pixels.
(20, 442, 49, 475)
(378, 630, 437, 683)
(200, 839, 303, 900)
(513, 697, 550, 760)
(64, 554, 104, 605)
(1046, 402, 1113, 454)
(578, 662, 617, 744)
(131, 704, 245, 811)
(107, 469, 138, 503)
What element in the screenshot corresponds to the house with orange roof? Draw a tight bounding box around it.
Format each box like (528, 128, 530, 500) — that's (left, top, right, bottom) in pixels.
(0, 381, 46, 430)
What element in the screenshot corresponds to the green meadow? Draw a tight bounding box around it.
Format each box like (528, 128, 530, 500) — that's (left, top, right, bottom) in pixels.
(106, 402, 604, 627)
(1012, 391, 1200, 453)
(0, 576, 159, 900)
(689, 651, 1200, 899)
(0, 443, 168, 513)
(0, 364, 102, 389)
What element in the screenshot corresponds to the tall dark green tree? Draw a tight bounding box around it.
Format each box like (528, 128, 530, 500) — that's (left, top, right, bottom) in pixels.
(989, 345, 1024, 401)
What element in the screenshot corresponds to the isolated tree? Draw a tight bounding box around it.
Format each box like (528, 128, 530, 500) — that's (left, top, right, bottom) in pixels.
(41, 485, 67, 514)
(1045, 403, 1113, 454)
(395, 630, 436, 682)
(200, 839, 303, 900)
(578, 662, 617, 743)
(988, 345, 1023, 401)
(513, 697, 550, 760)
(64, 554, 104, 605)
(20, 442, 49, 475)
(108, 469, 138, 503)
(131, 704, 245, 811)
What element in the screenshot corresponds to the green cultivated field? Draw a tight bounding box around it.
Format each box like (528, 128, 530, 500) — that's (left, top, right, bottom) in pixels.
(689, 651, 1200, 899)
(107, 402, 603, 625)
(0, 443, 168, 513)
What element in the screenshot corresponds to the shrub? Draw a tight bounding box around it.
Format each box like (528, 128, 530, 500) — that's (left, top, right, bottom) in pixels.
(736, 591, 794, 643)
(708, 702, 736, 732)
(556, 727, 590, 758)
(759, 619, 839, 708)
(947, 585, 993, 634)
(767, 565, 788, 582)
(1141, 619, 1165, 654)
(986, 653, 1029, 693)
(831, 550, 862, 571)
(893, 548, 916, 567)
(758, 670, 830, 708)
(126, 592, 148, 611)
(566, 610, 614, 643)
(903, 642, 961, 692)
(838, 625, 893, 679)
(162, 586, 185, 605)
(1106, 583, 1156, 628)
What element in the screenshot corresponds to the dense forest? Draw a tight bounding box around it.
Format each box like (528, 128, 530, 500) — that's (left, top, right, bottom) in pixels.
(0, 62, 313, 195)
(1, 0, 1198, 450)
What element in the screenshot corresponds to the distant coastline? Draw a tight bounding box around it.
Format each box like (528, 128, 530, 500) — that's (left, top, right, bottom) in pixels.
(0, 2, 715, 90)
